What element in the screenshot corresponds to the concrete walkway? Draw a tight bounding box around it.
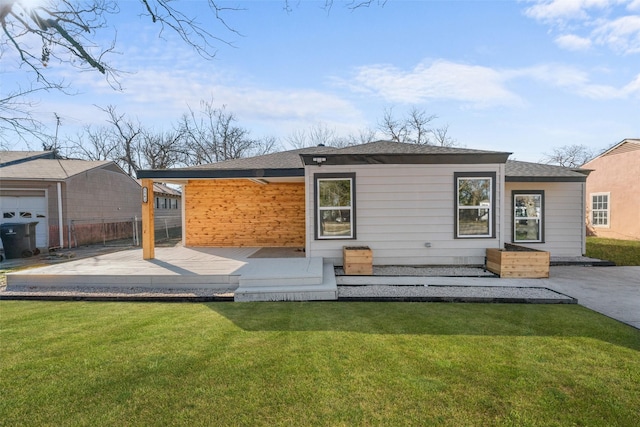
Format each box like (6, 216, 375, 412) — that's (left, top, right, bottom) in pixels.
(339, 266, 640, 329)
(540, 266, 640, 329)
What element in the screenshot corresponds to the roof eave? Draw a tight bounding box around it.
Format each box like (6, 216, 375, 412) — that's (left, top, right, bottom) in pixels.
(506, 176, 588, 182)
(300, 152, 511, 166)
(137, 168, 305, 180)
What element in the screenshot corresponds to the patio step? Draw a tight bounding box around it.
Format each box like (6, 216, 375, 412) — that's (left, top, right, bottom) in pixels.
(234, 262, 337, 302)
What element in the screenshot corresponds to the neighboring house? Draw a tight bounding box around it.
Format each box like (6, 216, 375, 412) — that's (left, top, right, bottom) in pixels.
(138, 140, 589, 265)
(0, 151, 141, 250)
(582, 138, 640, 240)
(152, 182, 182, 237)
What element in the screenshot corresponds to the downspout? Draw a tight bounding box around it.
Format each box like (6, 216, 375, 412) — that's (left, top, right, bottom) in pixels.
(499, 163, 506, 249)
(181, 184, 186, 245)
(57, 182, 64, 248)
(582, 182, 586, 255)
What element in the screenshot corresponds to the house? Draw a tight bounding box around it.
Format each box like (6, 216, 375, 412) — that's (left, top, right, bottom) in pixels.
(582, 138, 640, 240)
(0, 151, 141, 250)
(137, 141, 589, 265)
(151, 182, 182, 239)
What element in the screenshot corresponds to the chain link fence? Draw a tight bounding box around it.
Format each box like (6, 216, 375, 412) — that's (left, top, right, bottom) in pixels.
(49, 216, 182, 248)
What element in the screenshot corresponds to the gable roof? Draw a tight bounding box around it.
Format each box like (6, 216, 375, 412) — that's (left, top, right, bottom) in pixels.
(583, 138, 640, 166)
(153, 182, 182, 197)
(0, 158, 115, 181)
(0, 151, 55, 167)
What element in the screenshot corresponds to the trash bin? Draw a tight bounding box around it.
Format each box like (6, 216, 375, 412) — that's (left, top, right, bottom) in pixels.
(0, 222, 40, 259)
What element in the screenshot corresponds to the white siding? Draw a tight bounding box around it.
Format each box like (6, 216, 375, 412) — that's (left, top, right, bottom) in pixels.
(505, 182, 585, 257)
(306, 163, 504, 266)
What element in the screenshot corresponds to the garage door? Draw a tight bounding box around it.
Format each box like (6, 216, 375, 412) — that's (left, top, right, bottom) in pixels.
(1, 194, 48, 248)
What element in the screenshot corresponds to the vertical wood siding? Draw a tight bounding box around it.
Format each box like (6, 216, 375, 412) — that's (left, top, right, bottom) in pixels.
(185, 180, 305, 247)
(305, 164, 503, 266)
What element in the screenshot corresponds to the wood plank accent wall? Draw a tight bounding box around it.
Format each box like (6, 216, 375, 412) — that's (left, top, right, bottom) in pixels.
(185, 180, 305, 247)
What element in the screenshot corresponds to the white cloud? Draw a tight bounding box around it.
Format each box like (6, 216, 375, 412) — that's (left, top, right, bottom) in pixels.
(524, 0, 622, 22)
(346, 60, 523, 108)
(516, 64, 640, 98)
(555, 34, 593, 50)
(345, 59, 640, 106)
(524, 0, 640, 54)
(40, 62, 366, 138)
(592, 14, 640, 53)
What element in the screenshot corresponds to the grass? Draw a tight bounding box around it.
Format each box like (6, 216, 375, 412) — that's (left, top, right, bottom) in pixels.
(1, 301, 639, 426)
(586, 237, 640, 266)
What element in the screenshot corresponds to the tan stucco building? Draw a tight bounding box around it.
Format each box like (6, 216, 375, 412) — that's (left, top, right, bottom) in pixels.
(583, 139, 640, 240)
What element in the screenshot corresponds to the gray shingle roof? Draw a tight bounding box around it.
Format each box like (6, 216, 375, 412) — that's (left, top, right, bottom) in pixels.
(137, 141, 585, 181)
(330, 140, 509, 156)
(185, 146, 334, 170)
(0, 151, 55, 167)
(0, 158, 113, 180)
(506, 160, 589, 182)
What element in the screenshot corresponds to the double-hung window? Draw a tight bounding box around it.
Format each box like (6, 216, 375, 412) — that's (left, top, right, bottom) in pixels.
(315, 173, 355, 239)
(591, 193, 610, 227)
(455, 172, 495, 238)
(513, 191, 544, 242)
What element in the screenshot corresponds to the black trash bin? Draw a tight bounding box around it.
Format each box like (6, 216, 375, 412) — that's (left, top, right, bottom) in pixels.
(0, 222, 40, 259)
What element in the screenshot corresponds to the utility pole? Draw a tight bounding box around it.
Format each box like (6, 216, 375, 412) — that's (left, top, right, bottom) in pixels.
(54, 113, 61, 147)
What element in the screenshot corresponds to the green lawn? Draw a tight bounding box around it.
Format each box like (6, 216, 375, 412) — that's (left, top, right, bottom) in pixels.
(1, 301, 638, 426)
(586, 237, 640, 266)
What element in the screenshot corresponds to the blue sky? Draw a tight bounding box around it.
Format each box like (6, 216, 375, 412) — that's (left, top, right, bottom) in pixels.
(5, 0, 640, 162)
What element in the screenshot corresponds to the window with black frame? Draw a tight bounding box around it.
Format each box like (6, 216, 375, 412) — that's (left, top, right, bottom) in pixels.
(455, 173, 495, 238)
(315, 174, 355, 239)
(513, 191, 544, 243)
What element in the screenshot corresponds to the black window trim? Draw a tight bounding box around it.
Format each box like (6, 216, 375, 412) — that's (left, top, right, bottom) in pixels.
(512, 190, 545, 243)
(314, 172, 356, 240)
(454, 171, 497, 239)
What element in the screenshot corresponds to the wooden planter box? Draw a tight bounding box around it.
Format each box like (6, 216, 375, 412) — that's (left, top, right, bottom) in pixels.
(486, 244, 550, 278)
(343, 246, 373, 275)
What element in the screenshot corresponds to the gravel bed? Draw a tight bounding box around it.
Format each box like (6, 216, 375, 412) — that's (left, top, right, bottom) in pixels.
(1, 285, 235, 299)
(0, 283, 574, 304)
(338, 285, 574, 302)
(335, 266, 495, 277)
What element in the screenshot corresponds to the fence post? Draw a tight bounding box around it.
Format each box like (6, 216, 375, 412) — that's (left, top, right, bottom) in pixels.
(133, 216, 139, 246)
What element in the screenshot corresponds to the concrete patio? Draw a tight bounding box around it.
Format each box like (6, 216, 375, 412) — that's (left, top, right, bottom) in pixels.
(4, 246, 337, 302)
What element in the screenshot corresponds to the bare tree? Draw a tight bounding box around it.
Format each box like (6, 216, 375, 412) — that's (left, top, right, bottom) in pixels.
(378, 106, 456, 146)
(541, 144, 595, 168)
(0, 1, 241, 81)
(1, 0, 241, 143)
(286, 123, 341, 148)
(67, 125, 120, 161)
(0, 84, 55, 148)
(431, 124, 458, 147)
(379, 107, 408, 143)
(1, 1, 386, 143)
(138, 129, 188, 170)
(179, 100, 276, 165)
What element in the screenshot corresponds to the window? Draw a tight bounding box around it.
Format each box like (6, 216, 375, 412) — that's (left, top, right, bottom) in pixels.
(591, 193, 610, 227)
(455, 172, 495, 238)
(315, 173, 355, 239)
(3, 212, 15, 219)
(513, 191, 544, 243)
